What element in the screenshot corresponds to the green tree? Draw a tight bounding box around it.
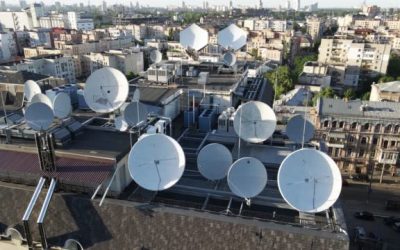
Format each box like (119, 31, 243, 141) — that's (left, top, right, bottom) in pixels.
(167, 28, 175, 41)
(265, 66, 293, 97)
(312, 87, 335, 105)
(362, 92, 370, 101)
(386, 54, 400, 79)
(126, 72, 137, 80)
(379, 75, 394, 83)
(343, 88, 355, 100)
(292, 54, 317, 83)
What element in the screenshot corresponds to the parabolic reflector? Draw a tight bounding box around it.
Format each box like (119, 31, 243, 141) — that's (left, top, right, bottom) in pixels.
(233, 101, 277, 143)
(83, 67, 129, 113)
(286, 115, 315, 144)
(197, 143, 232, 180)
(277, 148, 342, 213)
(128, 134, 185, 191)
(228, 157, 267, 199)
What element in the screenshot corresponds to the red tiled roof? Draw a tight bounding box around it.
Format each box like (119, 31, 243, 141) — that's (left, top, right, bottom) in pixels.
(0, 150, 114, 187)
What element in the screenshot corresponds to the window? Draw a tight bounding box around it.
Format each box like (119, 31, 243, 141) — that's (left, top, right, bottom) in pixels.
(391, 141, 396, 147)
(361, 137, 367, 144)
(332, 121, 337, 128)
(359, 150, 365, 157)
(363, 123, 370, 130)
(370, 151, 375, 158)
(347, 148, 352, 157)
(385, 124, 392, 133)
(351, 122, 358, 129)
(394, 125, 400, 133)
(324, 120, 329, 127)
(372, 138, 378, 145)
(339, 121, 345, 128)
(375, 124, 381, 132)
(383, 140, 389, 149)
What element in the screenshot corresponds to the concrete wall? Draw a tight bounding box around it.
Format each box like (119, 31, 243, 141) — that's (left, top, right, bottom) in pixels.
(0, 183, 349, 250)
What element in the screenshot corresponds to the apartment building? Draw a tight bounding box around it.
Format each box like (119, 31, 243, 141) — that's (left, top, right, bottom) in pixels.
(258, 48, 283, 64)
(24, 47, 62, 58)
(306, 17, 325, 42)
(88, 49, 144, 75)
(0, 32, 17, 62)
(370, 81, 400, 102)
(354, 19, 381, 29)
(318, 38, 392, 87)
(313, 98, 400, 176)
(13, 55, 76, 84)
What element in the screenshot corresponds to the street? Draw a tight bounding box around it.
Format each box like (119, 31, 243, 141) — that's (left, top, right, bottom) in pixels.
(341, 179, 400, 250)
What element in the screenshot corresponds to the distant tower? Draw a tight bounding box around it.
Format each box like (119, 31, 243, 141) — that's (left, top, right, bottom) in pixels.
(286, 0, 291, 10)
(259, 0, 263, 9)
(229, 0, 233, 10)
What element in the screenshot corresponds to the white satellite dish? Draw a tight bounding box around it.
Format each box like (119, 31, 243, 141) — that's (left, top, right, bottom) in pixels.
(286, 115, 315, 144)
(197, 143, 232, 180)
(278, 148, 342, 213)
(227, 157, 267, 199)
(233, 101, 277, 143)
(53, 92, 72, 119)
(31, 93, 53, 109)
(123, 102, 148, 126)
(132, 88, 141, 102)
(25, 102, 54, 131)
(128, 134, 185, 191)
(223, 52, 237, 67)
(179, 23, 209, 51)
(83, 67, 129, 114)
(24, 80, 41, 102)
(218, 24, 248, 51)
(115, 116, 128, 132)
(150, 50, 162, 64)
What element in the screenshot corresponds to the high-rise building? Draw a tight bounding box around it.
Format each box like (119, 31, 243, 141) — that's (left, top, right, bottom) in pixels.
(19, 0, 27, 9)
(259, 0, 263, 9)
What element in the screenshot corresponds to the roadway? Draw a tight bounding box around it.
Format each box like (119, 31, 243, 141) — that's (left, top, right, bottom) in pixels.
(340, 179, 400, 250)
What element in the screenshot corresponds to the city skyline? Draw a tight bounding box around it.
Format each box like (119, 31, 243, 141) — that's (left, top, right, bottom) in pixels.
(4, 0, 399, 9)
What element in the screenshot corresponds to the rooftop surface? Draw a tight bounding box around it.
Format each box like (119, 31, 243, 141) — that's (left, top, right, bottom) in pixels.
(0, 70, 50, 84)
(375, 81, 400, 93)
(318, 97, 400, 120)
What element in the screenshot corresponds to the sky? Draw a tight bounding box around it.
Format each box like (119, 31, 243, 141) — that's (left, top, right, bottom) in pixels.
(6, 0, 398, 9)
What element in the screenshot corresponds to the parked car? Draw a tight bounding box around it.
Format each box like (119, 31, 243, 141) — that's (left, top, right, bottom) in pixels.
(393, 222, 400, 232)
(354, 226, 367, 242)
(385, 200, 400, 211)
(352, 174, 369, 182)
(383, 216, 400, 226)
(354, 211, 374, 221)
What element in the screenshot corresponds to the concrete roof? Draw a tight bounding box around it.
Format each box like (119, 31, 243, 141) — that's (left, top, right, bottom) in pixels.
(375, 81, 400, 93)
(318, 98, 400, 120)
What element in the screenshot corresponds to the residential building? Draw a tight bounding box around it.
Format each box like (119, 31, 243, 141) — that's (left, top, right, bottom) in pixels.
(0, 32, 17, 62)
(354, 19, 381, 29)
(306, 17, 324, 42)
(318, 38, 392, 87)
(67, 12, 94, 31)
(313, 98, 400, 175)
(88, 49, 144, 75)
(258, 48, 283, 64)
(39, 13, 66, 28)
(370, 81, 400, 102)
(13, 55, 76, 84)
(24, 47, 62, 59)
(0, 11, 33, 30)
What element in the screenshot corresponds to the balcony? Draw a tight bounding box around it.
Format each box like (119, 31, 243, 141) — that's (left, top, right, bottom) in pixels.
(376, 148, 399, 165)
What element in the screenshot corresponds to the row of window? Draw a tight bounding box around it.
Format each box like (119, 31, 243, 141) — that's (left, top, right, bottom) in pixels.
(322, 120, 400, 133)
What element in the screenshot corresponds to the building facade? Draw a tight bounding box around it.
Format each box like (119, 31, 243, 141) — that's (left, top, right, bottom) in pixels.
(313, 98, 400, 176)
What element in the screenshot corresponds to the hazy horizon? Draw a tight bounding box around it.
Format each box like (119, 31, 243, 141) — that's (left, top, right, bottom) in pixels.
(4, 0, 398, 9)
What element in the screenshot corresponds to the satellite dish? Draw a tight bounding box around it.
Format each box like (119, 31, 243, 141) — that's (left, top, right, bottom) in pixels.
(286, 115, 315, 144)
(128, 134, 185, 191)
(278, 149, 342, 213)
(233, 101, 277, 143)
(115, 116, 128, 132)
(84, 67, 129, 114)
(24, 80, 41, 102)
(197, 143, 232, 180)
(179, 23, 209, 51)
(132, 88, 141, 102)
(123, 102, 148, 126)
(150, 50, 162, 64)
(227, 157, 267, 199)
(223, 52, 236, 67)
(53, 92, 72, 119)
(218, 24, 248, 51)
(25, 102, 54, 131)
(31, 93, 53, 109)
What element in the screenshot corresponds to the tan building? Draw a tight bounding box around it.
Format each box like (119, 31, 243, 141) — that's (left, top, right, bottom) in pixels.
(318, 38, 392, 87)
(385, 20, 400, 31)
(370, 81, 400, 102)
(258, 48, 283, 64)
(313, 98, 400, 176)
(88, 49, 144, 75)
(24, 47, 62, 59)
(354, 19, 381, 29)
(306, 17, 325, 42)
